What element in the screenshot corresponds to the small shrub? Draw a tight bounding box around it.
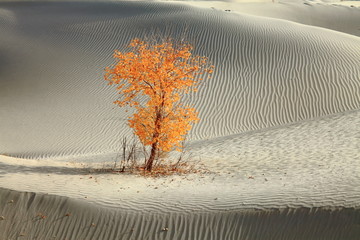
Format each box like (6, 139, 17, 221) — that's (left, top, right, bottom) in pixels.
(105, 37, 213, 171)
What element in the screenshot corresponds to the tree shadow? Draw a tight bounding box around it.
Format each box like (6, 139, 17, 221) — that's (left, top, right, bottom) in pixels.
(0, 162, 112, 176)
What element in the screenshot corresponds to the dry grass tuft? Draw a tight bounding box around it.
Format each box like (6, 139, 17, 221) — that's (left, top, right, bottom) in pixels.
(94, 136, 209, 177)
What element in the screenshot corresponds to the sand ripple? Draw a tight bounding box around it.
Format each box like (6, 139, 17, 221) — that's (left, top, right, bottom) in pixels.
(1, 187, 360, 240)
(0, 1, 359, 158)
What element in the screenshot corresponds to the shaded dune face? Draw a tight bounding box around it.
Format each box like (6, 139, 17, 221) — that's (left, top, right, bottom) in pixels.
(0, 1, 359, 158)
(1, 188, 360, 240)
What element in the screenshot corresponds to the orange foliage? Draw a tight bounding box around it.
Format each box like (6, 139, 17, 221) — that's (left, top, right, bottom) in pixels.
(105, 38, 213, 170)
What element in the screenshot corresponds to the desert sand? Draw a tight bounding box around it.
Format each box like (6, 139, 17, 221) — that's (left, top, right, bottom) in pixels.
(0, 0, 359, 239)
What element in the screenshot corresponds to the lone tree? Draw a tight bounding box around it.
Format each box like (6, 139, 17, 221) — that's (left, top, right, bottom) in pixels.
(105, 38, 213, 171)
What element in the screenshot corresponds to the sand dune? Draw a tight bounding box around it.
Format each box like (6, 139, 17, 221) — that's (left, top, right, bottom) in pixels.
(1, 109, 359, 239)
(0, 0, 359, 239)
(1, 188, 360, 240)
(0, 0, 359, 158)
(1, 109, 359, 210)
(184, 0, 360, 37)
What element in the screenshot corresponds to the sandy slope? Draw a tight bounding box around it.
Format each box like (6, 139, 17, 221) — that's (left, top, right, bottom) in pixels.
(0, 0, 359, 158)
(182, 0, 360, 36)
(1, 109, 359, 210)
(0, 0, 359, 239)
(1, 109, 359, 239)
(1, 188, 360, 240)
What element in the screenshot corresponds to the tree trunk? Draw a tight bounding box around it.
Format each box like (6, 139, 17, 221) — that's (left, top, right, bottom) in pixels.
(145, 110, 161, 172)
(145, 141, 158, 171)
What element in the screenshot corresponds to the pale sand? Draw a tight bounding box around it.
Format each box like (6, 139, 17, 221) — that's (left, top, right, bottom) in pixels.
(1, 188, 360, 239)
(1, 109, 359, 239)
(0, 0, 359, 157)
(180, 0, 360, 36)
(0, 0, 359, 239)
